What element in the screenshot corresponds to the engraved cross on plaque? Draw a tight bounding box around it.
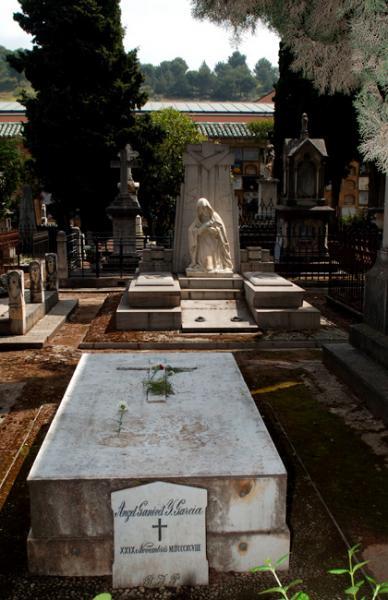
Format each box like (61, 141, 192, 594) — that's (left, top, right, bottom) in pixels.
(110, 144, 139, 196)
(152, 518, 168, 541)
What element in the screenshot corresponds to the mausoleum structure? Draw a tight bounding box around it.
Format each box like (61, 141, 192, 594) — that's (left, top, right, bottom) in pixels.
(276, 114, 334, 259)
(116, 141, 320, 333)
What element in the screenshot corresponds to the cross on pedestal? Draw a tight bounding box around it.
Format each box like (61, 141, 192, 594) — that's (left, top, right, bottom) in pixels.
(110, 144, 139, 196)
(152, 518, 168, 541)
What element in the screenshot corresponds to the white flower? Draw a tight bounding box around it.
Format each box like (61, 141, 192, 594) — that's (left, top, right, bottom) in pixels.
(118, 401, 128, 412)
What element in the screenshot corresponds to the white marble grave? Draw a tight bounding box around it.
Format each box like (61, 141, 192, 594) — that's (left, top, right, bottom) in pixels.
(112, 482, 208, 588)
(27, 352, 290, 581)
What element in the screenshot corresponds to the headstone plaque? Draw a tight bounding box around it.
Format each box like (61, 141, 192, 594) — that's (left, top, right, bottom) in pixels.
(45, 253, 59, 291)
(29, 259, 45, 303)
(111, 482, 208, 588)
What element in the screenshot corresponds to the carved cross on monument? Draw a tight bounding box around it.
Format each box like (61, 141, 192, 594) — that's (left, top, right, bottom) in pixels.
(110, 144, 139, 196)
(152, 518, 168, 541)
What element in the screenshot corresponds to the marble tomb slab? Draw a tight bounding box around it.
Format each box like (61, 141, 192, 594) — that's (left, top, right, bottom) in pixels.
(136, 273, 175, 287)
(27, 352, 290, 578)
(244, 272, 293, 287)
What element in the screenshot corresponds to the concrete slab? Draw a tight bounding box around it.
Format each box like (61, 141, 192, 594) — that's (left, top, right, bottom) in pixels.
(244, 279, 304, 309)
(244, 272, 293, 287)
(253, 301, 320, 331)
(0, 299, 78, 349)
(126, 275, 180, 308)
(323, 343, 388, 426)
(181, 300, 258, 332)
(27, 352, 289, 576)
(0, 291, 58, 335)
(136, 273, 174, 287)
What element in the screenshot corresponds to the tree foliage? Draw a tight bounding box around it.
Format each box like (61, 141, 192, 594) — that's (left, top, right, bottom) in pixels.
(191, 0, 388, 172)
(0, 138, 25, 219)
(141, 51, 278, 100)
(246, 118, 273, 141)
(134, 108, 204, 236)
(8, 0, 146, 229)
(0, 46, 29, 95)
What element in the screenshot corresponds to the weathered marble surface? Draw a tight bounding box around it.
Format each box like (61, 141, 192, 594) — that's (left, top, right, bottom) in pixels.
(173, 142, 240, 272)
(28, 352, 290, 578)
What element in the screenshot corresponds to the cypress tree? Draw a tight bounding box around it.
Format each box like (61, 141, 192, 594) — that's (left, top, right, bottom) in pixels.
(9, 0, 146, 229)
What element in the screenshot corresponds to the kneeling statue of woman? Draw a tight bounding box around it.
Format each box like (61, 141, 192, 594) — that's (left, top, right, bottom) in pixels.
(188, 197, 233, 273)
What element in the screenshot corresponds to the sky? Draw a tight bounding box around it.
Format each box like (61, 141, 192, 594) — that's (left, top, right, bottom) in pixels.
(0, 0, 280, 70)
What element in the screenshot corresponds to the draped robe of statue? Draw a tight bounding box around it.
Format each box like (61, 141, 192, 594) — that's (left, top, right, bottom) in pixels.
(188, 198, 233, 273)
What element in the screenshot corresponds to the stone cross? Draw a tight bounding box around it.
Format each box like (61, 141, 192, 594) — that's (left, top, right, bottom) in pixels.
(111, 144, 139, 196)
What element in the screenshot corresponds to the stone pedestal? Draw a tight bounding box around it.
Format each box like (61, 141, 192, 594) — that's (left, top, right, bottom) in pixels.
(106, 145, 142, 271)
(258, 178, 278, 216)
(7, 270, 26, 335)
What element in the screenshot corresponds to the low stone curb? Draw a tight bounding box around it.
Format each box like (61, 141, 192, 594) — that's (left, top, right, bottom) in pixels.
(0, 299, 78, 350)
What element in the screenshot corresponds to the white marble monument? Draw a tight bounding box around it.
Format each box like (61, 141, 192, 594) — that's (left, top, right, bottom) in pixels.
(27, 353, 290, 582)
(187, 198, 233, 276)
(173, 142, 240, 273)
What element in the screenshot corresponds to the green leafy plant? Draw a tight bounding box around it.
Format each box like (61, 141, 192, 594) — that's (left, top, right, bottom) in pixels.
(143, 364, 197, 397)
(252, 545, 388, 599)
(92, 594, 112, 600)
(252, 554, 309, 599)
(329, 544, 388, 600)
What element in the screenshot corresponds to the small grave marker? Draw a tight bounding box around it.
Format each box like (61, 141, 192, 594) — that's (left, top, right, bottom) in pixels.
(111, 482, 208, 588)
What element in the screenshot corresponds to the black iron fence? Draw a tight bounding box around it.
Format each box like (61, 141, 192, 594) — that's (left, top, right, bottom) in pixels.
(327, 224, 381, 315)
(63, 222, 382, 315)
(67, 232, 173, 278)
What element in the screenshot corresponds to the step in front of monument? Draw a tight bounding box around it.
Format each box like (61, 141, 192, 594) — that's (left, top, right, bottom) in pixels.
(27, 353, 289, 580)
(116, 299, 182, 330)
(178, 274, 244, 289)
(181, 299, 259, 332)
(253, 301, 320, 331)
(180, 288, 243, 300)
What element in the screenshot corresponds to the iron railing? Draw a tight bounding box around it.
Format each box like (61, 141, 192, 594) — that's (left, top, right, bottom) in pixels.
(327, 224, 381, 315)
(67, 232, 173, 278)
